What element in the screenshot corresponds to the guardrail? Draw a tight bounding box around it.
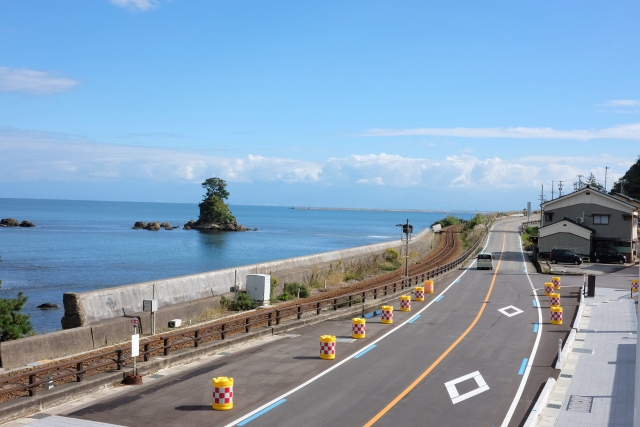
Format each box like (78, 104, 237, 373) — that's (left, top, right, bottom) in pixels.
(0, 232, 484, 401)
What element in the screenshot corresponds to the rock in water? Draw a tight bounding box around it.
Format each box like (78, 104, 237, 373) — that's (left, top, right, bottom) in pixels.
(37, 303, 59, 309)
(144, 222, 161, 230)
(0, 218, 19, 226)
(19, 220, 35, 227)
(160, 222, 172, 230)
(183, 220, 195, 230)
(133, 221, 147, 230)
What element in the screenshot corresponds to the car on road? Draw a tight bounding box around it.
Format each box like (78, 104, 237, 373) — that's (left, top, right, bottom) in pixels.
(550, 248, 582, 265)
(476, 252, 493, 270)
(593, 247, 626, 264)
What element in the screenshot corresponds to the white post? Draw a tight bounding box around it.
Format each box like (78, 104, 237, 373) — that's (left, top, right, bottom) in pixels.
(558, 339, 562, 365)
(151, 284, 156, 335)
(634, 262, 640, 427)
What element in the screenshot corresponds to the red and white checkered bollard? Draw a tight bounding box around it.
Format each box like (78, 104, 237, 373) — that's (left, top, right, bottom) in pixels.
(212, 377, 233, 411)
(424, 280, 434, 294)
(552, 276, 561, 291)
(544, 283, 555, 296)
(320, 335, 336, 360)
(400, 295, 411, 312)
(415, 287, 425, 302)
(352, 318, 366, 339)
(381, 305, 393, 324)
(549, 293, 560, 307)
(632, 279, 638, 293)
(550, 306, 563, 325)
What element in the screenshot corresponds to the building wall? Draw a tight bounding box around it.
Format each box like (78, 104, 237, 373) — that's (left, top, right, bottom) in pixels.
(539, 232, 591, 255)
(544, 203, 632, 242)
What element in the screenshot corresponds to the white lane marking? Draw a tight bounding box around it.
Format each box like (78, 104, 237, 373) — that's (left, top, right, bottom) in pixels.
(444, 371, 490, 404)
(498, 305, 524, 318)
(222, 225, 500, 427)
(500, 226, 543, 427)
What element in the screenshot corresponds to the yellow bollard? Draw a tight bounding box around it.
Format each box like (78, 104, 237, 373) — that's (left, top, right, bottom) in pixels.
(550, 306, 563, 325)
(544, 283, 555, 296)
(352, 318, 366, 339)
(424, 280, 434, 294)
(632, 279, 638, 293)
(400, 295, 411, 312)
(381, 305, 394, 324)
(319, 335, 336, 360)
(549, 293, 561, 307)
(415, 287, 425, 302)
(212, 377, 234, 410)
(552, 276, 561, 290)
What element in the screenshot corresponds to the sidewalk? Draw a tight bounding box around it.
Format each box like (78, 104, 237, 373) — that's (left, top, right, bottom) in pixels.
(537, 269, 638, 427)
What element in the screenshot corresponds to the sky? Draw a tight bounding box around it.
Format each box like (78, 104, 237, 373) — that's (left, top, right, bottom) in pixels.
(0, 0, 638, 210)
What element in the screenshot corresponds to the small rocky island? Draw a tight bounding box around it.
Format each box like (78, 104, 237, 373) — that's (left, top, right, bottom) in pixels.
(1, 218, 35, 227)
(183, 177, 249, 231)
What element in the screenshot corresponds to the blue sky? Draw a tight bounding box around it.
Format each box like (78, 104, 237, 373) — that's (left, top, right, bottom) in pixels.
(0, 0, 638, 210)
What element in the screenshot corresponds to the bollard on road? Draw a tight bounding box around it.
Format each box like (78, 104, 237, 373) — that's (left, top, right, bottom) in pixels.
(544, 283, 555, 296)
(415, 286, 425, 302)
(400, 295, 411, 312)
(632, 279, 638, 293)
(352, 318, 366, 339)
(320, 335, 336, 360)
(550, 306, 563, 325)
(552, 276, 561, 291)
(212, 377, 234, 411)
(424, 280, 434, 294)
(381, 305, 393, 324)
(549, 293, 561, 307)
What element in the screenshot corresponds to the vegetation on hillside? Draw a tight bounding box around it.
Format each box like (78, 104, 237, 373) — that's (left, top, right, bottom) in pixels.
(461, 214, 487, 249)
(430, 215, 461, 228)
(197, 177, 237, 225)
(610, 156, 640, 199)
(521, 226, 538, 250)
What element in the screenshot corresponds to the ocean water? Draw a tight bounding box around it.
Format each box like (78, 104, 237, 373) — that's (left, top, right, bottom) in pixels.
(0, 198, 461, 333)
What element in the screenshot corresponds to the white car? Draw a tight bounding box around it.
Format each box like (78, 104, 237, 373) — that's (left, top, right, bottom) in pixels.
(476, 253, 493, 270)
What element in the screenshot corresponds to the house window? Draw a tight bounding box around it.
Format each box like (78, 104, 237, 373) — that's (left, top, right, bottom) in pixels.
(544, 213, 553, 222)
(622, 214, 631, 221)
(593, 215, 609, 225)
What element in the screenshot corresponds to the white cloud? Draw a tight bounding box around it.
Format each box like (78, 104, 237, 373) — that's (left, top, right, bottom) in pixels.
(603, 100, 639, 107)
(362, 123, 640, 140)
(110, 0, 159, 11)
(0, 67, 80, 95)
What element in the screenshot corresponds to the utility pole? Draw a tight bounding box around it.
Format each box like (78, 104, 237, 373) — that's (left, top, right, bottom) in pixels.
(558, 181, 564, 197)
(551, 180, 555, 200)
(604, 166, 609, 192)
(539, 185, 545, 225)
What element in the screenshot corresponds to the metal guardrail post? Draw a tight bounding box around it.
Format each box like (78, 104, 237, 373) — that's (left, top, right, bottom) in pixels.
(348, 295, 353, 307)
(144, 344, 150, 362)
(76, 362, 84, 382)
(275, 310, 281, 325)
(297, 306, 302, 320)
(268, 311, 273, 326)
(245, 317, 251, 332)
(28, 374, 36, 396)
(164, 338, 170, 356)
(221, 323, 227, 338)
(194, 330, 200, 348)
(116, 350, 123, 370)
(316, 302, 321, 315)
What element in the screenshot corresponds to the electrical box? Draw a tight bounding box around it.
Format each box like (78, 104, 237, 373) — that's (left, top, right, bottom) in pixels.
(246, 274, 270, 304)
(432, 224, 442, 233)
(168, 319, 182, 328)
(143, 299, 158, 312)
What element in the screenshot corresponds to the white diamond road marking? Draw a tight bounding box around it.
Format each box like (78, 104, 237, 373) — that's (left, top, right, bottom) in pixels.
(444, 371, 490, 404)
(498, 305, 524, 318)
(28, 415, 127, 426)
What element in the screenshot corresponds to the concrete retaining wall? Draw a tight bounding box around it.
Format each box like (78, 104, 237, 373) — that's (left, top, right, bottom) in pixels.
(63, 229, 433, 326)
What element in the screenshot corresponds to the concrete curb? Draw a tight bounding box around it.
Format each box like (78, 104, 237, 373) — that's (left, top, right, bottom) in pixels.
(522, 377, 556, 427)
(555, 329, 576, 370)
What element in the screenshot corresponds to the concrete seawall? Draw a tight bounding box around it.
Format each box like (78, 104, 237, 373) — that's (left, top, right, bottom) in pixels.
(63, 228, 433, 326)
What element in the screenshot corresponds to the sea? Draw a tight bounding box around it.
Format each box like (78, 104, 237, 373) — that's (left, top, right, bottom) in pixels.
(0, 198, 468, 333)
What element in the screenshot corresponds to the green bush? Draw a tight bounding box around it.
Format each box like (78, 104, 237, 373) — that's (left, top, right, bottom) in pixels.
(277, 293, 294, 301)
(383, 248, 399, 262)
(431, 215, 461, 228)
(282, 282, 309, 298)
(0, 291, 34, 341)
(220, 292, 257, 311)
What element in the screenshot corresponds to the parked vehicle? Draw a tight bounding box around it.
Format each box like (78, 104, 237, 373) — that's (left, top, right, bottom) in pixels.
(476, 253, 493, 270)
(550, 248, 582, 265)
(593, 248, 626, 264)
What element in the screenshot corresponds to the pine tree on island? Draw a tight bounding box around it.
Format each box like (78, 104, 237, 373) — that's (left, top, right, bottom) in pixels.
(184, 177, 246, 231)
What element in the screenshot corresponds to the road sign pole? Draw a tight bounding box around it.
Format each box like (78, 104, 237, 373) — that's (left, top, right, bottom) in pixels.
(634, 262, 640, 427)
(133, 324, 137, 377)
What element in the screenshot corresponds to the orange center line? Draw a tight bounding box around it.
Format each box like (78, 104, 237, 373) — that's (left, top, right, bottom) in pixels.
(362, 227, 507, 427)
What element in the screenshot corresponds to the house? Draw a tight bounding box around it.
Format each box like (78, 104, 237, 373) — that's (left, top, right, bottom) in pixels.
(538, 186, 638, 262)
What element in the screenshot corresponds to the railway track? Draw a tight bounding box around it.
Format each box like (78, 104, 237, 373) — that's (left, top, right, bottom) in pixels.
(0, 227, 480, 404)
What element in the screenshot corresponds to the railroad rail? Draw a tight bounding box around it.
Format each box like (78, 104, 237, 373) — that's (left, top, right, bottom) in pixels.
(0, 230, 483, 402)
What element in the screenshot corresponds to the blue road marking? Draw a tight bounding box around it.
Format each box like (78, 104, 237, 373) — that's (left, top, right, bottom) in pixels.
(354, 345, 377, 359)
(408, 315, 421, 324)
(237, 399, 287, 425)
(375, 309, 382, 315)
(435, 295, 443, 302)
(518, 358, 528, 375)
(533, 323, 538, 333)
(532, 300, 537, 307)
(455, 279, 460, 283)
(364, 312, 374, 319)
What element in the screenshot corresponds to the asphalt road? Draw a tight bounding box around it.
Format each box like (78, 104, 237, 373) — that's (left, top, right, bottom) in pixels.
(66, 218, 578, 427)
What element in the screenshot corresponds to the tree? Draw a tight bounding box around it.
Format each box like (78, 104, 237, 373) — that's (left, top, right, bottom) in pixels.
(202, 177, 230, 201)
(610, 156, 640, 199)
(0, 257, 34, 341)
(585, 173, 604, 191)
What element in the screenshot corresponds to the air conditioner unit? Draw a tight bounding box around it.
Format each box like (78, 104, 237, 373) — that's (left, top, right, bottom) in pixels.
(168, 319, 182, 328)
(575, 217, 584, 224)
